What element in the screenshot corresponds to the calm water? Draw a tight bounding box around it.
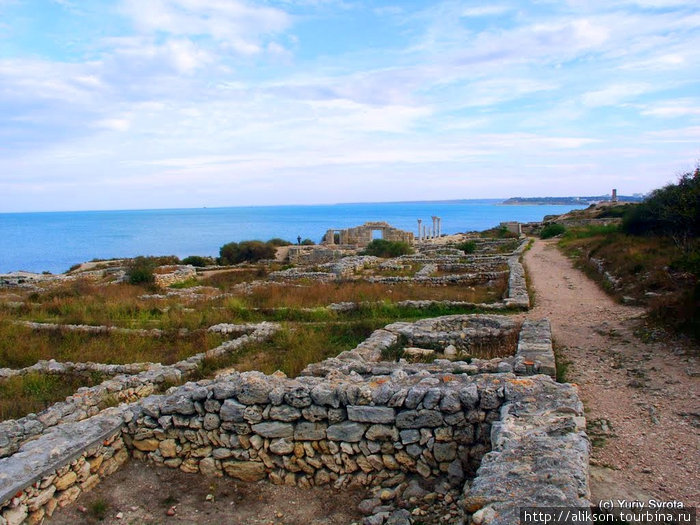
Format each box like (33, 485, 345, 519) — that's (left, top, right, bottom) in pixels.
(0, 200, 585, 274)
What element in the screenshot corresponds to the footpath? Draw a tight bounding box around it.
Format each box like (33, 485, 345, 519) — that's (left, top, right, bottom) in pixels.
(522, 239, 699, 508)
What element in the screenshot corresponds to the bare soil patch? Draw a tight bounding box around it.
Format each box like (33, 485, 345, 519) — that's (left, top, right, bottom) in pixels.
(522, 239, 699, 507)
(46, 461, 366, 525)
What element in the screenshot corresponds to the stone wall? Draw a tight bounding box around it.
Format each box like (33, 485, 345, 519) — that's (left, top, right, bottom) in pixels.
(0, 322, 279, 458)
(323, 222, 414, 247)
(122, 371, 509, 489)
(153, 265, 197, 287)
(0, 410, 127, 525)
(0, 315, 587, 525)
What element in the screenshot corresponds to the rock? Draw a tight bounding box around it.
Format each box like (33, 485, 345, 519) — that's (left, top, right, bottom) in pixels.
(220, 399, 246, 422)
(222, 461, 267, 481)
(327, 421, 367, 442)
(396, 410, 444, 429)
(161, 394, 195, 416)
(294, 422, 327, 441)
(386, 509, 411, 525)
(269, 438, 295, 455)
(433, 442, 457, 462)
(251, 422, 294, 438)
(199, 457, 218, 477)
(358, 498, 382, 515)
(132, 439, 160, 452)
(366, 425, 399, 441)
(348, 406, 396, 424)
(159, 439, 178, 458)
(54, 471, 77, 491)
(269, 405, 302, 422)
(444, 344, 457, 357)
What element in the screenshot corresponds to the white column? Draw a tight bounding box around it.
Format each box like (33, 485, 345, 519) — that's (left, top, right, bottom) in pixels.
(437, 217, 441, 238)
(417, 219, 422, 241)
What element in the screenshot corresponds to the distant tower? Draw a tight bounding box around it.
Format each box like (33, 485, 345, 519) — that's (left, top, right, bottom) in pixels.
(612, 189, 618, 203)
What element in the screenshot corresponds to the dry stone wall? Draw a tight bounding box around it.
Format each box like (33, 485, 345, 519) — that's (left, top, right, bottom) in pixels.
(0, 315, 589, 525)
(0, 322, 279, 458)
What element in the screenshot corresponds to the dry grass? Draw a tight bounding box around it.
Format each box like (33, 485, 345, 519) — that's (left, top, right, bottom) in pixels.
(195, 321, 382, 378)
(0, 372, 104, 421)
(0, 319, 225, 368)
(243, 279, 507, 308)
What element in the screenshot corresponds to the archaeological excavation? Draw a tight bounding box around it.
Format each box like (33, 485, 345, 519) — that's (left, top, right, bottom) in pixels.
(0, 223, 591, 525)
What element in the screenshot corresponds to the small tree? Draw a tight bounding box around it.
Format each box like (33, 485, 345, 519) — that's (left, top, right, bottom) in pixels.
(126, 256, 156, 285)
(456, 240, 477, 254)
(362, 239, 413, 257)
(219, 240, 276, 264)
(623, 169, 700, 251)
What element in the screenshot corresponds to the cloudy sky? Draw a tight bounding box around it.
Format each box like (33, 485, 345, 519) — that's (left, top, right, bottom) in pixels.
(1, 0, 699, 212)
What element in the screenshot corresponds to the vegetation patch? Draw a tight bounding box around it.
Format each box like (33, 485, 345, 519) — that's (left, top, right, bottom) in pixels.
(0, 371, 105, 421)
(0, 319, 226, 368)
(361, 239, 413, 257)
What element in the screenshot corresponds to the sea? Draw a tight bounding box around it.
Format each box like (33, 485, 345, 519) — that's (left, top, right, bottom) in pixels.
(0, 200, 586, 274)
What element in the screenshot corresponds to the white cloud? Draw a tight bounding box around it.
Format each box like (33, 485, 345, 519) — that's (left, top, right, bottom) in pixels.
(120, 0, 291, 55)
(581, 83, 652, 107)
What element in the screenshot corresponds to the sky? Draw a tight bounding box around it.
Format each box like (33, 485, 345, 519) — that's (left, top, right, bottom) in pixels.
(1, 0, 699, 212)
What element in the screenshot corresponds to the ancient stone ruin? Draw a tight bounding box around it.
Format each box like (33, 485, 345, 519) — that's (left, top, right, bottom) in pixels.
(0, 235, 591, 525)
(322, 222, 414, 247)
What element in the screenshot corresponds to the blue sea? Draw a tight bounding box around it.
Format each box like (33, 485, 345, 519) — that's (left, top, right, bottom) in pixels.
(0, 200, 586, 274)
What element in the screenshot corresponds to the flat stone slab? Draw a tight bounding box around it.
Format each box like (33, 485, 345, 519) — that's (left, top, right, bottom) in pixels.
(0, 409, 125, 504)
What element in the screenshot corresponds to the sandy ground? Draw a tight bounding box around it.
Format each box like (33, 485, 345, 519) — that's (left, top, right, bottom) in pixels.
(522, 239, 699, 508)
(47, 461, 366, 525)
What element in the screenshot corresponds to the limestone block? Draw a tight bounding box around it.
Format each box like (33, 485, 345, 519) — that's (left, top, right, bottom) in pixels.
(222, 461, 266, 482)
(251, 422, 293, 439)
(347, 406, 396, 424)
(326, 422, 367, 442)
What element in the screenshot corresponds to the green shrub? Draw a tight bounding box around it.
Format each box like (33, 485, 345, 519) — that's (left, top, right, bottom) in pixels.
(457, 240, 477, 254)
(126, 256, 157, 284)
(181, 255, 215, 267)
(301, 238, 315, 245)
(219, 240, 276, 265)
(540, 223, 567, 239)
(267, 238, 292, 247)
(623, 169, 700, 249)
(361, 239, 413, 257)
(562, 224, 620, 239)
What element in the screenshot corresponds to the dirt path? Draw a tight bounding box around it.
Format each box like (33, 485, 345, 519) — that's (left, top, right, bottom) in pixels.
(522, 239, 699, 507)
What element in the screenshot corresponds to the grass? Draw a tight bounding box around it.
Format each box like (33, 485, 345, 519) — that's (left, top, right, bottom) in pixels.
(193, 320, 383, 378)
(0, 372, 104, 421)
(89, 498, 109, 521)
(553, 341, 571, 383)
(0, 319, 226, 368)
(241, 279, 507, 308)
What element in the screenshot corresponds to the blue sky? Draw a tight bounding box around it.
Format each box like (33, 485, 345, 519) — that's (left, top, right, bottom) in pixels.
(1, 0, 699, 212)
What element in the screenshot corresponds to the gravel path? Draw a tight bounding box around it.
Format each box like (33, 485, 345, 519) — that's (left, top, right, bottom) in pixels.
(523, 239, 699, 507)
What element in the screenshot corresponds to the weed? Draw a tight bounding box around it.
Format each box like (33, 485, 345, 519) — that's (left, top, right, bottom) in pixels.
(89, 498, 109, 520)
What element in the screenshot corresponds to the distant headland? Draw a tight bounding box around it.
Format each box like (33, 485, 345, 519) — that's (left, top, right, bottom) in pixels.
(502, 194, 644, 205)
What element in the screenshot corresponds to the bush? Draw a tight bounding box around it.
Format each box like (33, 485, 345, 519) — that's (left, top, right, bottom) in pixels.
(219, 240, 277, 265)
(301, 239, 315, 245)
(457, 240, 477, 254)
(540, 223, 567, 239)
(622, 169, 700, 249)
(267, 238, 292, 247)
(126, 256, 157, 284)
(181, 255, 215, 267)
(362, 239, 413, 257)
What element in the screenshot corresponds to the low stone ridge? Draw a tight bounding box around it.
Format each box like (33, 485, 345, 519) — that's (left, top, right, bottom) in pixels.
(504, 256, 529, 309)
(513, 319, 556, 378)
(464, 377, 590, 525)
(0, 409, 127, 524)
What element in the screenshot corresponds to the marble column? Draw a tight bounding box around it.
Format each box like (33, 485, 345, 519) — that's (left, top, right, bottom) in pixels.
(417, 219, 422, 241)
